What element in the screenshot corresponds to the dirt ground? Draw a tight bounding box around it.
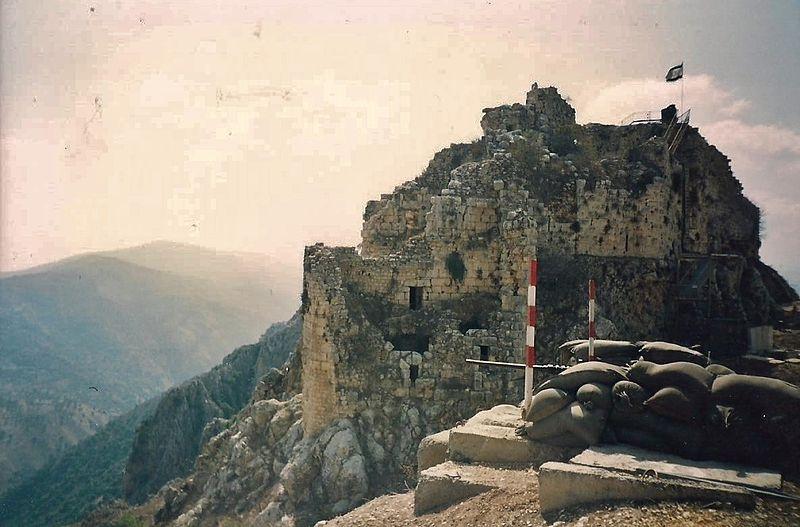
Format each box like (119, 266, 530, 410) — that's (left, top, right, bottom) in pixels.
(323, 477, 800, 527)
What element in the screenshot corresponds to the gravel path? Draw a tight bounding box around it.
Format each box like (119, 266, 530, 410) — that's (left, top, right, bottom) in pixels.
(322, 474, 800, 527)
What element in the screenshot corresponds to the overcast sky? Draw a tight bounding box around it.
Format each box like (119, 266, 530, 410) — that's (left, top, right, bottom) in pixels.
(2, 1, 798, 287)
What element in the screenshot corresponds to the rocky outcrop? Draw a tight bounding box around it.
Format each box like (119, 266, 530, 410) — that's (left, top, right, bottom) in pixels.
(152, 395, 378, 527)
(123, 311, 301, 503)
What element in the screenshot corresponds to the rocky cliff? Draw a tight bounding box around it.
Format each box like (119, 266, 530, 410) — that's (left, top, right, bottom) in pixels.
(123, 311, 302, 503)
(117, 83, 795, 527)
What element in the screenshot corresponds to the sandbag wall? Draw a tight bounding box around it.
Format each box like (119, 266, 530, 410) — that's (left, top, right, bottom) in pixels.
(522, 340, 800, 476)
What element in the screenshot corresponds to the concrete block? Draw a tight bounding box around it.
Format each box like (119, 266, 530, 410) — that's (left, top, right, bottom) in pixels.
(444, 403, 578, 466)
(448, 423, 575, 465)
(417, 430, 450, 472)
(414, 461, 533, 514)
(538, 462, 755, 516)
(570, 444, 781, 490)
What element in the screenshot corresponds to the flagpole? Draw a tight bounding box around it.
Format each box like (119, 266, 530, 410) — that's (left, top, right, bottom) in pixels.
(681, 62, 685, 114)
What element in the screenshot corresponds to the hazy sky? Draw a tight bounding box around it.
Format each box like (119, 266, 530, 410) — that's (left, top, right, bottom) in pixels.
(2, 1, 799, 286)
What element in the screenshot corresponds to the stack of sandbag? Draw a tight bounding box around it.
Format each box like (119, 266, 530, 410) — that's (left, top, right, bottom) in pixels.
(609, 360, 713, 459)
(521, 361, 626, 448)
(557, 339, 641, 365)
(637, 341, 709, 366)
(705, 372, 800, 475)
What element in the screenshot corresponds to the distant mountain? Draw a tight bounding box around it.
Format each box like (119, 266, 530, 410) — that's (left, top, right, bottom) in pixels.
(0, 242, 300, 492)
(0, 312, 301, 527)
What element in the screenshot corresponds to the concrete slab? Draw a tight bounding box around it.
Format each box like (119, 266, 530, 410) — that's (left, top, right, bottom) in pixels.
(417, 430, 450, 472)
(414, 461, 533, 514)
(539, 461, 755, 516)
(447, 404, 578, 465)
(448, 422, 577, 465)
(570, 444, 782, 490)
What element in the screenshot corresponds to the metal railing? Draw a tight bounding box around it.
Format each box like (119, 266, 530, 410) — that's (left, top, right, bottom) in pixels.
(619, 110, 662, 126)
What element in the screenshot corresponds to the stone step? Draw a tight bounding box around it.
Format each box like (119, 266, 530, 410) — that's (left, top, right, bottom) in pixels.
(538, 461, 756, 516)
(448, 422, 577, 465)
(417, 430, 449, 471)
(414, 461, 533, 514)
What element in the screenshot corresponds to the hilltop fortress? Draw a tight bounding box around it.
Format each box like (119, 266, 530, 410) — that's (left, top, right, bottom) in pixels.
(300, 83, 793, 438)
(139, 83, 796, 527)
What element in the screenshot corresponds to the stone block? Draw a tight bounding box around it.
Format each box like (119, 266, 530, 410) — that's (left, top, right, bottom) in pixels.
(570, 444, 782, 491)
(414, 461, 534, 514)
(448, 422, 574, 465)
(538, 462, 755, 516)
(417, 430, 450, 472)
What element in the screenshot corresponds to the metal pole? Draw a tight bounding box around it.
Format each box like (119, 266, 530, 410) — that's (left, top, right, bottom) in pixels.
(524, 259, 538, 410)
(680, 63, 685, 114)
(588, 279, 597, 360)
(466, 358, 567, 370)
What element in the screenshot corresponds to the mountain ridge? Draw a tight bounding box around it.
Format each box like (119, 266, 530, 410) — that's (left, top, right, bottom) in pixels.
(0, 241, 300, 492)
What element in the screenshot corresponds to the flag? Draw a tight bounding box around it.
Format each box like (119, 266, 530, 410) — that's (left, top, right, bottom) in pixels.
(666, 63, 684, 82)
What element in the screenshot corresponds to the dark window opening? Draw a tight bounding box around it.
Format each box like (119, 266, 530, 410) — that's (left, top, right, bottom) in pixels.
(409, 286, 424, 310)
(479, 345, 490, 361)
(458, 317, 483, 334)
(389, 333, 430, 353)
(409, 365, 419, 384)
(624, 234, 629, 253)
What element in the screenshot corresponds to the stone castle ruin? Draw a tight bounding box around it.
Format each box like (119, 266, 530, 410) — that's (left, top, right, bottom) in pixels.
(299, 82, 794, 443)
(145, 83, 798, 526)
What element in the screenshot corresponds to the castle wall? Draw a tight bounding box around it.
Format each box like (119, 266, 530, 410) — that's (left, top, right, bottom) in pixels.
(298, 82, 776, 444)
(299, 273, 341, 436)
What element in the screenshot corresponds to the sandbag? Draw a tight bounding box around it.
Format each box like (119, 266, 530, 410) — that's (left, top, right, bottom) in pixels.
(711, 374, 800, 417)
(644, 387, 703, 423)
(703, 409, 780, 468)
(611, 380, 649, 412)
(706, 364, 736, 377)
(639, 341, 708, 366)
(558, 340, 641, 364)
(576, 382, 612, 411)
(526, 401, 608, 447)
(703, 405, 800, 475)
(535, 361, 627, 394)
(613, 426, 672, 453)
(610, 407, 704, 458)
(522, 388, 573, 422)
(628, 360, 713, 399)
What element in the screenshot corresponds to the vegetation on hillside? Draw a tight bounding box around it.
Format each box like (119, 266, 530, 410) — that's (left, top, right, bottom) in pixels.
(0, 398, 157, 527)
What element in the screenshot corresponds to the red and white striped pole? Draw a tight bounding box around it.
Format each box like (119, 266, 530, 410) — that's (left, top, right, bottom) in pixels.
(524, 259, 538, 409)
(588, 279, 597, 361)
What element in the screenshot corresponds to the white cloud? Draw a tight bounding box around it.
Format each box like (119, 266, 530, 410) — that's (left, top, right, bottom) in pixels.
(702, 120, 800, 157)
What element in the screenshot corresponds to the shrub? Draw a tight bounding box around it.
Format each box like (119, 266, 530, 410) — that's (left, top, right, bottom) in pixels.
(445, 252, 467, 282)
(114, 513, 145, 527)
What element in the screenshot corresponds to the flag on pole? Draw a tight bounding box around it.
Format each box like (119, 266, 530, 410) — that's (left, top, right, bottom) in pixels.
(666, 63, 684, 82)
